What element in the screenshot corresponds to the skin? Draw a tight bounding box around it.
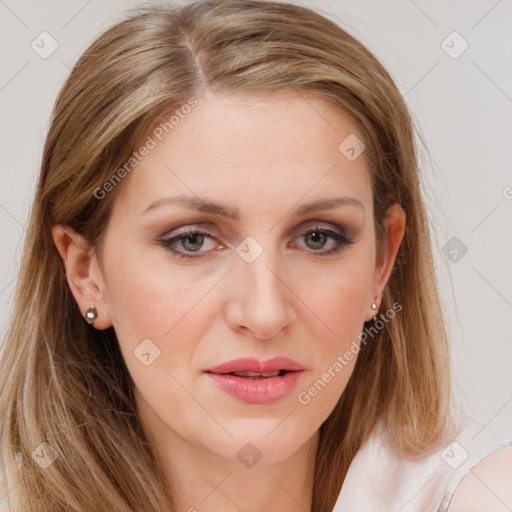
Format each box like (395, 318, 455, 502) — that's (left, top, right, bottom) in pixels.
(446, 447, 512, 512)
(53, 90, 406, 512)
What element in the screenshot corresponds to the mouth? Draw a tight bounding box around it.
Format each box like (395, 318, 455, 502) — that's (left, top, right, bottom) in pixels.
(220, 369, 289, 379)
(205, 357, 305, 404)
(205, 356, 305, 375)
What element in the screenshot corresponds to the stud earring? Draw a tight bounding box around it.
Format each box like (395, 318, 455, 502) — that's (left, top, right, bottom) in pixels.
(371, 302, 378, 322)
(84, 306, 98, 324)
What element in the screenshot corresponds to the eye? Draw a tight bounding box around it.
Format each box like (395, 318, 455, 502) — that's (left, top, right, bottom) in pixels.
(292, 227, 353, 255)
(156, 225, 353, 260)
(157, 228, 220, 259)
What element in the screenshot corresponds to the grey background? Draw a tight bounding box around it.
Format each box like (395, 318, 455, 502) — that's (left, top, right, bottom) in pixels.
(1, 0, 511, 441)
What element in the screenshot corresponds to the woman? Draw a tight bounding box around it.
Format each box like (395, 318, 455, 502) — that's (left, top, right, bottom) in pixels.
(0, 1, 510, 511)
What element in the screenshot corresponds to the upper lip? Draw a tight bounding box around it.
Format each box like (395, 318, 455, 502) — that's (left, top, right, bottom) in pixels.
(206, 357, 305, 374)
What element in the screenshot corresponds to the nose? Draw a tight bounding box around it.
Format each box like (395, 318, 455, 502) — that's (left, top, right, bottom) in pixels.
(224, 245, 295, 340)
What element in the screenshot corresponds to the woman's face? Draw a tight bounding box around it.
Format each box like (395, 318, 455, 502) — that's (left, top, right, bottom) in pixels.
(61, 90, 404, 466)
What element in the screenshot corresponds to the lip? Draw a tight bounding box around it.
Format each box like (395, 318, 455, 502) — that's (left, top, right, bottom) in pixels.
(205, 357, 305, 405)
(206, 356, 305, 374)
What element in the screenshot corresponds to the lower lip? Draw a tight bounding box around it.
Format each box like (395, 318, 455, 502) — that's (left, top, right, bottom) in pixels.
(206, 371, 304, 404)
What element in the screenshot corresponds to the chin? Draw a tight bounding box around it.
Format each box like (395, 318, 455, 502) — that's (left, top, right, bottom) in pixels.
(204, 417, 317, 466)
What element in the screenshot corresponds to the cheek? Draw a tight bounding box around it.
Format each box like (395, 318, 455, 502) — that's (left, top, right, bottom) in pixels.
(105, 263, 216, 419)
(300, 257, 374, 344)
(102, 249, 214, 358)
(293, 252, 375, 412)
(319, 278, 369, 331)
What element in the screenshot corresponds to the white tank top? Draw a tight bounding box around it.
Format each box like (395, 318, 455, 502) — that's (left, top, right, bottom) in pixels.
(332, 419, 512, 511)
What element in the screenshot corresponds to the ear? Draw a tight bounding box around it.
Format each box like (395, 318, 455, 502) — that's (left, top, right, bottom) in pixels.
(51, 224, 113, 330)
(369, 203, 406, 318)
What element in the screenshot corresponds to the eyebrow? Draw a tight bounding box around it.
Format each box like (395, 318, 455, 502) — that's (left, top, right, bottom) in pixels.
(141, 195, 364, 219)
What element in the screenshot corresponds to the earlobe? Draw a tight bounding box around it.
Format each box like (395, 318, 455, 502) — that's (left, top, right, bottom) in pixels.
(51, 225, 113, 329)
(363, 299, 379, 324)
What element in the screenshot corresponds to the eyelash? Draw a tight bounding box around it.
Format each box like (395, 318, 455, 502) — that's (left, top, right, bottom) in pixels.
(156, 226, 353, 260)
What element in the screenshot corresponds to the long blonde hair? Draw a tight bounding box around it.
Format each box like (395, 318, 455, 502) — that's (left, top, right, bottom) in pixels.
(0, 1, 457, 510)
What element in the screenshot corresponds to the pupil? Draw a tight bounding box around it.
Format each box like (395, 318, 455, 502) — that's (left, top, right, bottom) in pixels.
(308, 231, 326, 249)
(184, 234, 203, 251)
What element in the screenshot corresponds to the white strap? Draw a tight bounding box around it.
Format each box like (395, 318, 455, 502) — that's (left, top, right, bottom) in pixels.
(436, 439, 512, 512)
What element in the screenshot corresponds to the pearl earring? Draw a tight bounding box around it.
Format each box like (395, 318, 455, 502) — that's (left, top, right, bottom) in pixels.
(371, 302, 378, 322)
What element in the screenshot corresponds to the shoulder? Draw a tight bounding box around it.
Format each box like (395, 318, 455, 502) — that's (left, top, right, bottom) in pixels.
(445, 445, 512, 512)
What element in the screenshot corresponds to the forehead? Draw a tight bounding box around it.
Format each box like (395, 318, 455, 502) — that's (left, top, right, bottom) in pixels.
(111, 90, 372, 220)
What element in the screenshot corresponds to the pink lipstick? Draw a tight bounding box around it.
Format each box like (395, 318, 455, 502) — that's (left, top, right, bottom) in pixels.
(205, 356, 305, 404)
